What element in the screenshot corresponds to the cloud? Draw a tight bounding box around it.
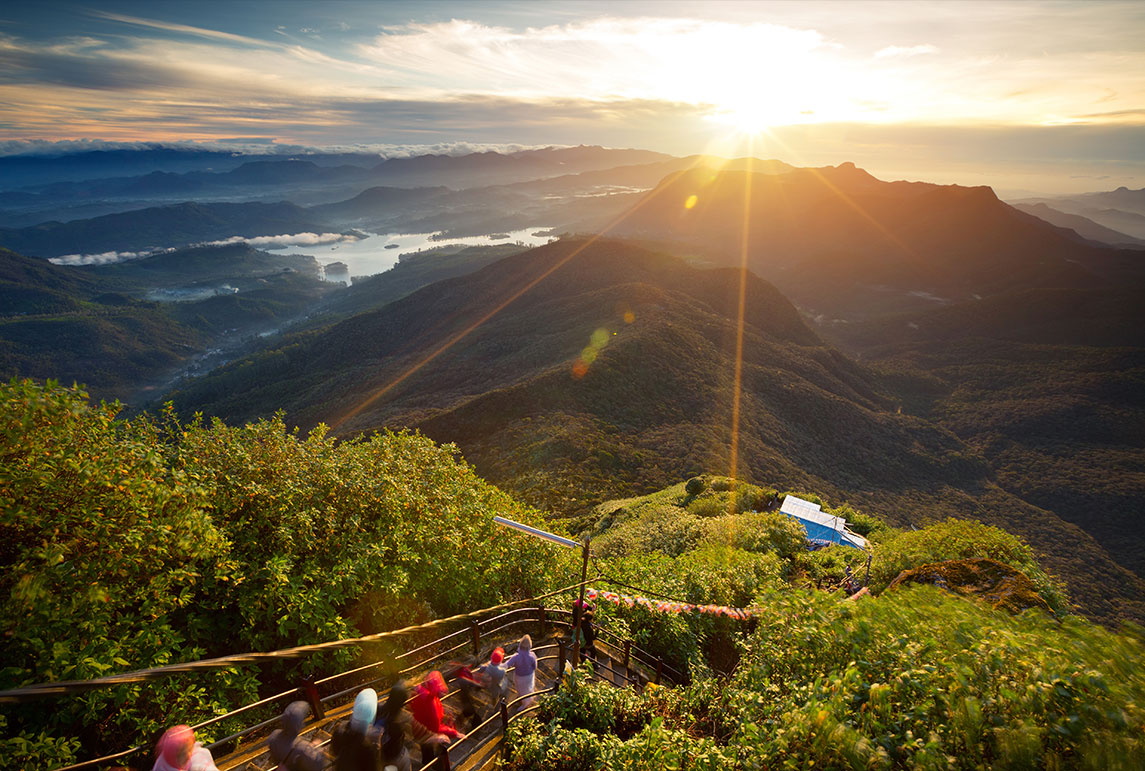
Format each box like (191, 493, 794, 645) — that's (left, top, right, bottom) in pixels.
(875, 44, 939, 58)
(50, 247, 172, 266)
(46, 233, 361, 266)
(202, 232, 361, 248)
(90, 11, 281, 49)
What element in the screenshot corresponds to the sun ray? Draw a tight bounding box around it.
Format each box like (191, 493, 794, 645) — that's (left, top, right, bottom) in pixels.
(330, 153, 724, 433)
(727, 135, 753, 505)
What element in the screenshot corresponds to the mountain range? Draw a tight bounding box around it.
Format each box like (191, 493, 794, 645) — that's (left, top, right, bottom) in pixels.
(4, 148, 1144, 627)
(611, 163, 1143, 319)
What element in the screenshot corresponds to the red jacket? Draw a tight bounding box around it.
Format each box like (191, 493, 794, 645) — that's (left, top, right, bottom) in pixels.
(409, 684, 462, 740)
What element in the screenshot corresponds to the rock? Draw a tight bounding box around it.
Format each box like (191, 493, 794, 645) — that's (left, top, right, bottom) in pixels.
(886, 558, 1050, 614)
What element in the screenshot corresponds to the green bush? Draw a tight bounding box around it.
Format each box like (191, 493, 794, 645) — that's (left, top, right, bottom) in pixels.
(709, 476, 735, 492)
(686, 495, 731, 518)
(0, 379, 561, 763)
(507, 587, 1145, 770)
(703, 511, 808, 560)
(870, 518, 1068, 612)
(684, 476, 705, 496)
(592, 506, 704, 558)
(792, 545, 871, 588)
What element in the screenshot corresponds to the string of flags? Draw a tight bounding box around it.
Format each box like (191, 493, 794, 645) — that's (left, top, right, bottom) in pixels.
(587, 587, 755, 620)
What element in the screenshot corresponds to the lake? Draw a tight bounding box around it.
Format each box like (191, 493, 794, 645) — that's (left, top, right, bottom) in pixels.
(269, 227, 554, 284)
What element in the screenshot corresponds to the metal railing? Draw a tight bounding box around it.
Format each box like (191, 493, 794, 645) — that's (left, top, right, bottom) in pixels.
(51, 589, 684, 771)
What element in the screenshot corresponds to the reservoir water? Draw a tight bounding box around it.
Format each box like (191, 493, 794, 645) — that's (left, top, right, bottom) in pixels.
(269, 228, 554, 284)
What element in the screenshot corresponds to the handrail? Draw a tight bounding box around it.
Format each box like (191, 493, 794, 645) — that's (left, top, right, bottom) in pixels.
(49, 586, 587, 771)
(9, 578, 594, 704)
(54, 585, 689, 771)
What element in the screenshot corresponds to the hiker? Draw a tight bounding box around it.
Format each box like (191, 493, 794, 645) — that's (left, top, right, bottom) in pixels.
(268, 701, 325, 771)
(505, 634, 538, 710)
(843, 566, 860, 595)
(478, 647, 508, 706)
(447, 659, 483, 729)
(330, 688, 381, 771)
(573, 600, 598, 662)
(409, 671, 464, 767)
(151, 725, 219, 771)
(377, 680, 450, 771)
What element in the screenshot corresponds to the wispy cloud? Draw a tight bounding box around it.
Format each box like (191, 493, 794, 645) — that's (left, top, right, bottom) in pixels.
(50, 248, 172, 266)
(91, 11, 281, 49)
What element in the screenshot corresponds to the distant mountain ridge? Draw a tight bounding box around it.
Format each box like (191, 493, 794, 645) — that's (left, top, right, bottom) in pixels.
(1012, 202, 1145, 246)
(613, 163, 1139, 318)
(1012, 186, 1145, 240)
(4, 146, 673, 200)
(0, 201, 333, 258)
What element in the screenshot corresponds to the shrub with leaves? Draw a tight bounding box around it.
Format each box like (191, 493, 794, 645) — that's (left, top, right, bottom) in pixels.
(870, 518, 1068, 613)
(506, 587, 1145, 770)
(0, 379, 561, 766)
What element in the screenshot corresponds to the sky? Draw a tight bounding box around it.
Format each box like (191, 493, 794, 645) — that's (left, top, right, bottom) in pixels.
(2, 0, 1144, 193)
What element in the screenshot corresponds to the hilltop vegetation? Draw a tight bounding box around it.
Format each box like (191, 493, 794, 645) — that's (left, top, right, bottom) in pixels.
(505, 588, 1145, 770)
(0, 379, 560, 768)
(501, 479, 1142, 770)
(3, 381, 1143, 770)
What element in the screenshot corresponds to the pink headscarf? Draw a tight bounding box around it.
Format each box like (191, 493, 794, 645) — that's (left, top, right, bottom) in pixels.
(424, 670, 448, 697)
(154, 725, 194, 771)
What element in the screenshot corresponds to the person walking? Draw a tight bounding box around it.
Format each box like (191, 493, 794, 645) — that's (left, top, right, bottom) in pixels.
(573, 601, 598, 662)
(409, 671, 464, 768)
(151, 725, 219, 771)
(331, 689, 381, 771)
(505, 634, 538, 710)
(268, 702, 325, 771)
(479, 647, 508, 707)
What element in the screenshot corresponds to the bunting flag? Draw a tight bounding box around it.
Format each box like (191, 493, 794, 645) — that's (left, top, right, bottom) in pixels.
(585, 587, 755, 620)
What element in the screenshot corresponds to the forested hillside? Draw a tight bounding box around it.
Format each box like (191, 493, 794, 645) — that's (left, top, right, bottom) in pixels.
(166, 238, 1145, 626)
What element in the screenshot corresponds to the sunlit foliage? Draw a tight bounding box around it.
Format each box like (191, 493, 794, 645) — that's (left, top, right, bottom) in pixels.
(0, 379, 560, 768)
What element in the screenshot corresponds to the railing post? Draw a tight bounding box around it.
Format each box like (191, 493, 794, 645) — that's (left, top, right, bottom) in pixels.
(622, 639, 631, 671)
(470, 620, 481, 657)
(438, 744, 452, 771)
(499, 698, 511, 761)
(655, 659, 664, 685)
(538, 604, 547, 634)
(556, 638, 566, 687)
(299, 676, 325, 720)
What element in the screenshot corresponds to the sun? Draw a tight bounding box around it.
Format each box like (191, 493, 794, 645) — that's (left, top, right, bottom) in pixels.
(712, 100, 782, 134)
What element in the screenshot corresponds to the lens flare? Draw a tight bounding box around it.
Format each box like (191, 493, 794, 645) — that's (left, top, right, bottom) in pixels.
(685, 194, 699, 209)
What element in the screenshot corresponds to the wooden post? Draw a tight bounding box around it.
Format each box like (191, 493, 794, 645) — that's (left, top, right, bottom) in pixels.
(470, 621, 481, 656)
(299, 676, 324, 720)
(655, 659, 664, 685)
(438, 745, 452, 771)
(538, 605, 547, 633)
(863, 554, 872, 587)
(500, 699, 509, 731)
(623, 639, 631, 682)
(571, 539, 590, 668)
(556, 639, 566, 689)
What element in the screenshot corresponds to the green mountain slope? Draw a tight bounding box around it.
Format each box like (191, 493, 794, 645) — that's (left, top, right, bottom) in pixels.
(167, 238, 1145, 625)
(828, 287, 1145, 582)
(0, 244, 333, 399)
